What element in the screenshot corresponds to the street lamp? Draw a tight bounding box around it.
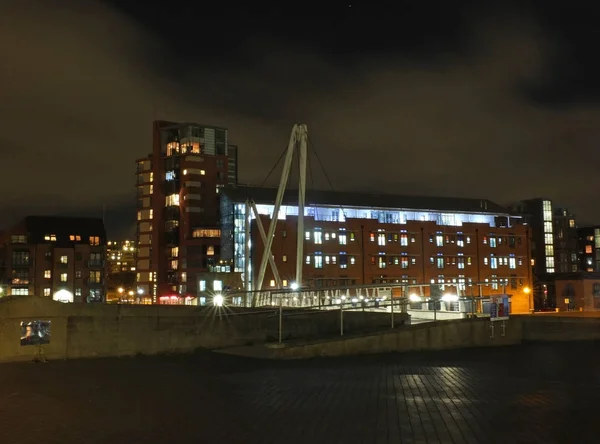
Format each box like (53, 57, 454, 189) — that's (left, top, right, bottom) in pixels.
(118, 287, 124, 294)
(290, 282, 299, 290)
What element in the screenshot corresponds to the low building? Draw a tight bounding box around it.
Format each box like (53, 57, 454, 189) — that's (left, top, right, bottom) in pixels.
(220, 185, 534, 313)
(0, 216, 107, 303)
(577, 226, 600, 272)
(555, 272, 600, 311)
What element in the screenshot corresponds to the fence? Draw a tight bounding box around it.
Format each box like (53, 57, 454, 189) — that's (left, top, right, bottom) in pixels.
(216, 294, 513, 345)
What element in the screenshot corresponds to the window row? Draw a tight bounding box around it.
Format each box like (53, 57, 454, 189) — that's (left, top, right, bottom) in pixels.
(11, 252, 103, 266)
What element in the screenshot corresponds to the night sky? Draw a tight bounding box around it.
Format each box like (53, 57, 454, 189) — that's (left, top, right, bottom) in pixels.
(1, 1, 599, 237)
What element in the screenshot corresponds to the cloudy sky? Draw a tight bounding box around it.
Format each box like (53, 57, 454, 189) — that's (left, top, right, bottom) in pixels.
(1, 1, 599, 237)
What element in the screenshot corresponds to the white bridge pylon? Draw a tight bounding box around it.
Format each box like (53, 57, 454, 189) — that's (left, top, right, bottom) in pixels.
(249, 124, 308, 303)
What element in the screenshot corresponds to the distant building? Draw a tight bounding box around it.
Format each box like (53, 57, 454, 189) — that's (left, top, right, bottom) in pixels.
(555, 272, 600, 311)
(220, 185, 534, 313)
(0, 216, 107, 303)
(107, 240, 136, 273)
(577, 226, 600, 272)
(510, 199, 579, 309)
(135, 121, 238, 304)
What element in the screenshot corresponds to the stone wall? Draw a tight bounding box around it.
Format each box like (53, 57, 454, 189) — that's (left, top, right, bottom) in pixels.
(0, 297, 404, 362)
(272, 318, 522, 359)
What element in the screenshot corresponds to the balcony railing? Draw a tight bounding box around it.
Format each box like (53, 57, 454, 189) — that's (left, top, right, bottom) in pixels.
(88, 260, 104, 268)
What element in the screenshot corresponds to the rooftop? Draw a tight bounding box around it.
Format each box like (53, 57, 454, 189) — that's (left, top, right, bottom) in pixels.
(222, 185, 512, 215)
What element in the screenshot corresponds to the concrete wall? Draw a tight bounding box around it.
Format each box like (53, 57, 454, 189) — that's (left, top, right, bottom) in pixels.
(0, 297, 403, 363)
(518, 315, 600, 341)
(272, 318, 522, 359)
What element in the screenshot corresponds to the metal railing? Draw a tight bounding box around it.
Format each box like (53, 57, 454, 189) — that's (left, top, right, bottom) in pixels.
(211, 293, 510, 345)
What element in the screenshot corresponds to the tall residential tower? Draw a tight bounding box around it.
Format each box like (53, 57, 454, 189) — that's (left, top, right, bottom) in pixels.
(135, 121, 237, 303)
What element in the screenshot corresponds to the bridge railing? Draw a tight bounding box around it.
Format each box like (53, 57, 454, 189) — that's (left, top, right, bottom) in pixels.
(213, 293, 511, 344)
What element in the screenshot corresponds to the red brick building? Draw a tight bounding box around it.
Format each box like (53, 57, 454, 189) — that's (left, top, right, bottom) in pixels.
(220, 186, 534, 313)
(135, 121, 238, 303)
(0, 216, 107, 302)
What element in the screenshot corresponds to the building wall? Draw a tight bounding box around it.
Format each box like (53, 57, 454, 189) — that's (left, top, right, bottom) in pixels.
(555, 277, 600, 311)
(250, 215, 533, 313)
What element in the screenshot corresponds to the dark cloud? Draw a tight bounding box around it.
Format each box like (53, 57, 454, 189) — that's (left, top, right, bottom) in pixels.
(1, 0, 600, 237)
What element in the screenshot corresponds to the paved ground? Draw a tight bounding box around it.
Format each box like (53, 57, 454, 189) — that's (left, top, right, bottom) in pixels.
(0, 342, 598, 444)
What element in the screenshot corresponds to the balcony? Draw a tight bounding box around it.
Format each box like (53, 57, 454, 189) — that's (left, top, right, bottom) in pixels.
(165, 231, 179, 246)
(12, 259, 34, 267)
(88, 260, 104, 268)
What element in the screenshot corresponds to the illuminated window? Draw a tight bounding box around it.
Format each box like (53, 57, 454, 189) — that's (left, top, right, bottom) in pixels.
(44, 234, 57, 242)
(166, 194, 180, 206)
(509, 257, 516, 269)
(314, 254, 323, 269)
(170, 247, 179, 257)
(305, 255, 311, 264)
(166, 142, 179, 156)
(192, 229, 220, 238)
(569, 219, 575, 228)
(350, 256, 356, 265)
(200, 170, 206, 175)
(324, 232, 330, 241)
(89, 236, 100, 246)
(378, 233, 386, 246)
(60, 273, 67, 282)
(305, 231, 311, 240)
(89, 271, 102, 283)
(11, 235, 26, 244)
(207, 246, 215, 256)
(457, 257, 465, 269)
(314, 230, 322, 244)
(282, 279, 288, 287)
(213, 280, 222, 291)
(435, 234, 443, 247)
(586, 245, 592, 254)
(401, 257, 409, 268)
(400, 234, 408, 246)
(43, 288, 51, 297)
(282, 255, 287, 262)
(489, 237, 497, 248)
(199, 280, 206, 291)
(60, 255, 68, 264)
(378, 256, 386, 268)
(165, 170, 176, 181)
(436, 257, 444, 268)
(44, 270, 51, 279)
(350, 232, 355, 242)
(339, 233, 347, 245)
(270, 280, 275, 287)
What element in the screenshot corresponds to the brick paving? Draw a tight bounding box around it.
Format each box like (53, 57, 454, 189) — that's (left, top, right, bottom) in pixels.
(0, 342, 598, 443)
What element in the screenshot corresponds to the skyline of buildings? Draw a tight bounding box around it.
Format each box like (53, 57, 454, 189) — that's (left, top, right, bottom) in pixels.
(1, 119, 600, 312)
